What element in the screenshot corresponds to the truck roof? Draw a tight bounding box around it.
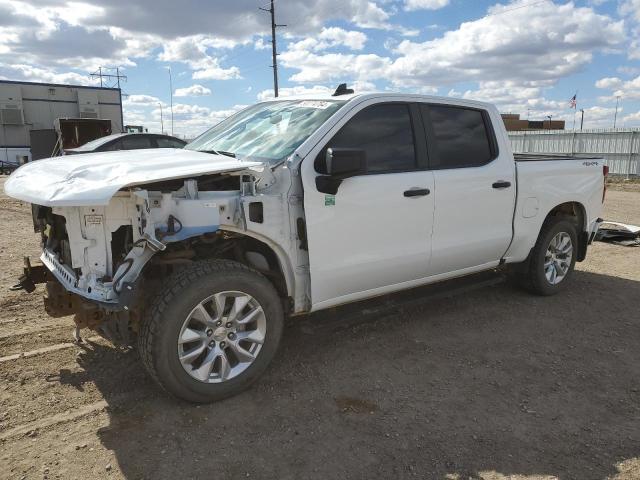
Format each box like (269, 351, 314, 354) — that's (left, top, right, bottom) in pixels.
(260, 91, 495, 111)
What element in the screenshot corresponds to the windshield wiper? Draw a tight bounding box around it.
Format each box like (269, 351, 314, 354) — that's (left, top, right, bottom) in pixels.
(217, 150, 236, 158)
(201, 149, 236, 158)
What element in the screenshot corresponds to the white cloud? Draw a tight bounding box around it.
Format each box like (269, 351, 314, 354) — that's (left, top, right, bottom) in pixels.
(618, 66, 640, 76)
(254, 38, 269, 50)
(619, 0, 640, 60)
(597, 75, 640, 101)
(404, 0, 450, 11)
(124, 94, 163, 106)
(318, 27, 367, 50)
(280, 50, 391, 83)
(174, 84, 212, 97)
(349, 1, 391, 29)
(158, 35, 242, 80)
(386, 1, 625, 87)
(580, 105, 622, 128)
(0, 0, 396, 83)
(148, 103, 247, 138)
(124, 99, 248, 138)
(285, 27, 367, 54)
(0, 63, 98, 85)
(622, 110, 640, 124)
(595, 77, 623, 89)
(257, 85, 332, 101)
(457, 80, 572, 120)
(279, 1, 625, 91)
(192, 65, 241, 81)
(619, 0, 640, 23)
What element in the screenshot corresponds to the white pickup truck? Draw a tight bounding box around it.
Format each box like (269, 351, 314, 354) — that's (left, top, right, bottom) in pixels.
(5, 88, 607, 402)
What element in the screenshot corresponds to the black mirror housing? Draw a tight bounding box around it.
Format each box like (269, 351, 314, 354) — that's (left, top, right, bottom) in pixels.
(316, 148, 367, 195)
(325, 148, 366, 176)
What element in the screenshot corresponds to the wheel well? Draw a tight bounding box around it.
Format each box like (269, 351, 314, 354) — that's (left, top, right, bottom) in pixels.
(544, 201, 588, 261)
(141, 232, 290, 301)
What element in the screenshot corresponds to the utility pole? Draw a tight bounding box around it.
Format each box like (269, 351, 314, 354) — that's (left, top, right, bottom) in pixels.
(613, 95, 620, 129)
(260, 0, 286, 97)
(580, 109, 584, 131)
(546, 115, 552, 130)
(167, 67, 174, 136)
(159, 103, 164, 134)
(90, 67, 127, 132)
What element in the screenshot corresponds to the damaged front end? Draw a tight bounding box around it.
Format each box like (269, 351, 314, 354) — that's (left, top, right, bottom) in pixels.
(17, 174, 246, 344)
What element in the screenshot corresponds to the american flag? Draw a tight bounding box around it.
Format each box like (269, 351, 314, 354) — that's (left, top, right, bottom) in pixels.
(569, 94, 577, 109)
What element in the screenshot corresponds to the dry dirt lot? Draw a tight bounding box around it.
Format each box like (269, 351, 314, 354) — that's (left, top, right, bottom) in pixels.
(0, 176, 639, 480)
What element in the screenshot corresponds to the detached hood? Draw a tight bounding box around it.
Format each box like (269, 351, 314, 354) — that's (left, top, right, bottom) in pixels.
(4, 148, 263, 206)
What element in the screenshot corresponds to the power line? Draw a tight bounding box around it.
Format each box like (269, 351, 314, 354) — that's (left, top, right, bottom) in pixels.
(259, 0, 286, 97)
(483, 0, 551, 18)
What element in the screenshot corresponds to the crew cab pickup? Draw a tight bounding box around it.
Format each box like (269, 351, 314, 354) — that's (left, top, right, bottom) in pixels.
(4, 90, 606, 402)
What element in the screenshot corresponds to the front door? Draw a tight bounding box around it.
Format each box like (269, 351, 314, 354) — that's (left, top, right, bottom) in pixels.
(301, 101, 435, 310)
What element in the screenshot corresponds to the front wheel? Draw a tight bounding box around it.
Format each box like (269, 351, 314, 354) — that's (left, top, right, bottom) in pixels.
(138, 259, 284, 403)
(516, 217, 578, 296)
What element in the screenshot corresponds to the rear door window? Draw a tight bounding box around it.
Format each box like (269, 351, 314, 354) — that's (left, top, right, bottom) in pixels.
(421, 105, 495, 169)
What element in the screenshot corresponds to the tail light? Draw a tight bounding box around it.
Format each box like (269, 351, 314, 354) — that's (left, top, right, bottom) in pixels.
(602, 164, 609, 203)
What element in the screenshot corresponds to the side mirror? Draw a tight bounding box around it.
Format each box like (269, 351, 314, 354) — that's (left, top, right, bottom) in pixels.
(316, 148, 367, 194)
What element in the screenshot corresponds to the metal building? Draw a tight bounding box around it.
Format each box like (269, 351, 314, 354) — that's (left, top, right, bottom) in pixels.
(0, 80, 123, 164)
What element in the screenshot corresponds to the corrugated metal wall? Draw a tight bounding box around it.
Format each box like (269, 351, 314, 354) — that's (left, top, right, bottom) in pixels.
(508, 129, 640, 176)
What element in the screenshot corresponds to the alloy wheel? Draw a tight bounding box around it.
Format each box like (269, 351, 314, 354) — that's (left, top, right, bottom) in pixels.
(544, 231, 573, 285)
(177, 291, 267, 383)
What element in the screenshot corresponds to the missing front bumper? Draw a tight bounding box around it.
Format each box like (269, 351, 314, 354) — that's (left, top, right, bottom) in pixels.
(9, 256, 50, 293)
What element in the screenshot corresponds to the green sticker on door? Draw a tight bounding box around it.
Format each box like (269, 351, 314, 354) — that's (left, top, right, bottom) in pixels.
(324, 194, 335, 206)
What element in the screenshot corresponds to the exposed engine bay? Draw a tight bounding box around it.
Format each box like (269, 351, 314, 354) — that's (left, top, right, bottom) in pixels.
(23, 168, 303, 345)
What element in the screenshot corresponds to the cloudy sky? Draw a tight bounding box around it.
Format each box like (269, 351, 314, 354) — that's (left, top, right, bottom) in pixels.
(1, 0, 639, 138)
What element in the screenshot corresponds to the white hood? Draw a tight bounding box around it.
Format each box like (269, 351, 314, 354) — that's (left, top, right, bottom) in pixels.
(4, 148, 263, 206)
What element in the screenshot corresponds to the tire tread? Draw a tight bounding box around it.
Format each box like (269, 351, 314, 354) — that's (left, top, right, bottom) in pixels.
(137, 259, 270, 399)
(516, 216, 577, 296)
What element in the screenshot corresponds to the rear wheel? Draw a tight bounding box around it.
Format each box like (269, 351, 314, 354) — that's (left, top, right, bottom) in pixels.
(515, 217, 578, 296)
(138, 259, 284, 403)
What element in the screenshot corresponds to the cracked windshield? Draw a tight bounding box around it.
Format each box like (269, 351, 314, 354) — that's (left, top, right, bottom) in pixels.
(185, 100, 346, 164)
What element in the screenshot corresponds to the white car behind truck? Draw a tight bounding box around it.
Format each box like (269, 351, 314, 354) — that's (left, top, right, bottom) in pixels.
(5, 88, 607, 402)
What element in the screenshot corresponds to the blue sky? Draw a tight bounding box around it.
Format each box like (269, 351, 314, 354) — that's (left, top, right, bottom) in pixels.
(1, 0, 639, 138)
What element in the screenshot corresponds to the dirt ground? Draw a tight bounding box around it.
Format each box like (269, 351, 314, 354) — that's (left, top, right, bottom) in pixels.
(0, 176, 639, 480)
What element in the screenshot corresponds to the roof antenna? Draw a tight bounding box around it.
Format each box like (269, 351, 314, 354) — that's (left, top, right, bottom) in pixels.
(332, 83, 354, 96)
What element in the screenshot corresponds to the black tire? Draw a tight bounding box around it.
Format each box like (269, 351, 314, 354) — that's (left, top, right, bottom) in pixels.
(138, 259, 284, 403)
(515, 217, 578, 296)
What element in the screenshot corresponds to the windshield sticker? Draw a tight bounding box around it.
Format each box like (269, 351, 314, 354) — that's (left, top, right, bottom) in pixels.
(324, 194, 335, 206)
(296, 100, 333, 110)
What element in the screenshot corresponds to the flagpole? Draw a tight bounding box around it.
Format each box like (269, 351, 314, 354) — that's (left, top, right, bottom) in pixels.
(571, 91, 577, 130)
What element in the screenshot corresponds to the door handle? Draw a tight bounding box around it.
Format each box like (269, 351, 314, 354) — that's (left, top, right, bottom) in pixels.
(492, 180, 512, 189)
(404, 188, 430, 197)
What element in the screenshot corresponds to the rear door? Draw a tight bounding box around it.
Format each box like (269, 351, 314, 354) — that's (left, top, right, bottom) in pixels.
(302, 101, 435, 310)
(420, 103, 516, 275)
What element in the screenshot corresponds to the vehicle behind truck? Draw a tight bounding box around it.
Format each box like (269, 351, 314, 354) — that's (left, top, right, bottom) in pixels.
(4, 87, 606, 402)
